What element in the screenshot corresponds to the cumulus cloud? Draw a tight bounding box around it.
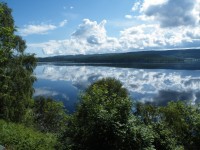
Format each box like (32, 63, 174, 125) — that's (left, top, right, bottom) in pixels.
(72, 19, 107, 45)
(29, 19, 121, 55)
(25, 0, 200, 55)
(20, 20, 68, 36)
(119, 24, 200, 50)
(141, 0, 200, 27)
(28, 15, 200, 55)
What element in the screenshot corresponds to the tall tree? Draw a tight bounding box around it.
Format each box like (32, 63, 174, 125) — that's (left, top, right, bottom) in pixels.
(59, 78, 155, 150)
(0, 2, 37, 122)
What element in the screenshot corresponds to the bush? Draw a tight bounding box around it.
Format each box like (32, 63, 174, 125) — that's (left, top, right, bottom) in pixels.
(134, 101, 200, 150)
(33, 97, 68, 134)
(0, 119, 57, 150)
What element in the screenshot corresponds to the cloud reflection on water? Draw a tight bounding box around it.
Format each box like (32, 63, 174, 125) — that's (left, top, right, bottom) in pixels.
(35, 64, 200, 106)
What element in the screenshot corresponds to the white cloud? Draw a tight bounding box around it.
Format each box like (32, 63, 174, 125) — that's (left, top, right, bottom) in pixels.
(119, 24, 200, 50)
(29, 19, 121, 55)
(19, 24, 57, 36)
(20, 19, 68, 36)
(28, 17, 200, 56)
(125, 15, 133, 19)
(26, 0, 200, 55)
(72, 19, 107, 44)
(59, 19, 68, 27)
(25, 0, 200, 55)
(131, 1, 141, 12)
(140, 0, 168, 12)
(70, 6, 74, 9)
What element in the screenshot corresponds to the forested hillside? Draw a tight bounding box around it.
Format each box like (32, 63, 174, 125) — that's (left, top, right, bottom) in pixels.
(39, 49, 200, 63)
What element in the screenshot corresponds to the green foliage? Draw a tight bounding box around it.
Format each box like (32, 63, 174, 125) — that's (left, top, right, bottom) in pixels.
(33, 97, 68, 134)
(72, 78, 132, 150)
(147, 120, 183, 150)
(135, 101, 200, 150)
(134, 102, 158, 125)
(159, 102, 200, 149)
(0, 2, 37, 122)
(82, 78, 131, 123)
(59, 78, 155, 150)
(59, 79, 200, 150)
(0, 119, 57, 150)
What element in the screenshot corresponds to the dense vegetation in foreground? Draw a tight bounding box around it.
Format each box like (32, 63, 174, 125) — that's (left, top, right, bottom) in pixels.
(1, 2, 200, 150)
(1, 78, 200, 150)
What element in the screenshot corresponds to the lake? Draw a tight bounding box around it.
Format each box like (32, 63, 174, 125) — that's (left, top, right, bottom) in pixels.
(34, 64, 200, 113)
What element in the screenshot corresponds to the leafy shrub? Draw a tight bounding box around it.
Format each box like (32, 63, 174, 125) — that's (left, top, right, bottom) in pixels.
(0, 119, 57, 150)
(33, 97, 68, 134)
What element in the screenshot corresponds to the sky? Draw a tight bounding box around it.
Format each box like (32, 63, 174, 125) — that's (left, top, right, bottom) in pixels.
(3, 0, 200, 57)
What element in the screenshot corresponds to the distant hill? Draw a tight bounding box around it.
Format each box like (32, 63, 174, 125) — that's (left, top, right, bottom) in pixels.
(38, 49, 200, 64)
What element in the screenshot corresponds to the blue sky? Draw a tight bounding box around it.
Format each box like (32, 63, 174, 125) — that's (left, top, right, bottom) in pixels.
(3, 0, 200, 57)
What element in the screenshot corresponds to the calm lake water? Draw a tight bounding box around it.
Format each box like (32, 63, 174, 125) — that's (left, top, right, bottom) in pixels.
(34, 64, 200, 113)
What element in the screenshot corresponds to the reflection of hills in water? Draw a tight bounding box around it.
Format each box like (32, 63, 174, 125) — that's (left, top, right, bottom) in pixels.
(34, 64, 200, 111)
